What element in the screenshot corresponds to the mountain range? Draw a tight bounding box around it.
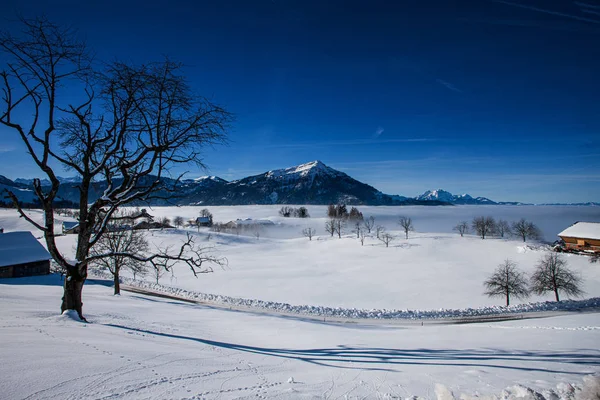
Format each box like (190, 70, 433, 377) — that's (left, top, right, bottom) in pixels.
(0, 160, 597, 207)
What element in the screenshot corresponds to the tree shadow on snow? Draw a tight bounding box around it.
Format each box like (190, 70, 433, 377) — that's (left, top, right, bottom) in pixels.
(103, 323, 599, 374)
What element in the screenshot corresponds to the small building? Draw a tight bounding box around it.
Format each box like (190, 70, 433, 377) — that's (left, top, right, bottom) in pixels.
(0, 231, 52, 278)
(62, 221, 80, 235)
(196, 216, 212, 227)
(558, 222, 600, 253)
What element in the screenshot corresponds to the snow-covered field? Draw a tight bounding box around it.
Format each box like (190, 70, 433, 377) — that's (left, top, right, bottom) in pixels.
(1, 205, 600, 399)
(1, 275, 599, 399)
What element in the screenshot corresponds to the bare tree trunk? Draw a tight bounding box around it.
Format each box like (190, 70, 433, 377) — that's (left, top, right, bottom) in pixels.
(61, 264, 87, 321)
(113, 267, 120, 295)
(554, 288, 560, 302)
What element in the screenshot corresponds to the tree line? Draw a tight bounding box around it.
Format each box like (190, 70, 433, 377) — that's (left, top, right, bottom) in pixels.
(455, 217, 541, 241)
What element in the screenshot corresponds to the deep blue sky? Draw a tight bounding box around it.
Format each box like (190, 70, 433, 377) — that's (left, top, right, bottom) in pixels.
(1, 0, 599, 203)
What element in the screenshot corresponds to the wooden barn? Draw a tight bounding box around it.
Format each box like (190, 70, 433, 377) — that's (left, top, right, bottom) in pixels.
(0, 231, 52, 278)
(558, 222, 600, 253)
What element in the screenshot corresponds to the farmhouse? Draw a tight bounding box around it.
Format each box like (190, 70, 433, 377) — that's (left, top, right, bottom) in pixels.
(0, 231, 52, 278)
(196, 216, 212, 227)
(558, 222, 600, 253)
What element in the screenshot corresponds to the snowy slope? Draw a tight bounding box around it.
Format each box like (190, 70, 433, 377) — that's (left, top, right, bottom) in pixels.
(1, 275, 599, 399)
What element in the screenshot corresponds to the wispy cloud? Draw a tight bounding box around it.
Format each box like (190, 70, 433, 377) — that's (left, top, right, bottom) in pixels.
(373, 126, 384, 138)
(576, 1, 600, 11)
(0, 146, 14, 153)
(581, 8, 600, 17)
(491, 0, 600, 24)
(435, 79, 462, 93)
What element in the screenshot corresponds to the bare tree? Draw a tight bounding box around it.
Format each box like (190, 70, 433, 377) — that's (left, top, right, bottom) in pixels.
(453, 221, 469, 237)
(531, 253, 583, 301)
(472, 216, 496, 239)
(359, 229, 367, 246)
(90, 227, 149, 295)
(483, 259, 530, 306)
(352, 221, 361, 238)
(325, 219, 336, 237)
(0, 17, 231, 320)
(398, 216, 413, 239)
(160, 216, 172, 229)
(375, 225, 385, 239)
(511, 218, 541, 242)
(173, 216, 184, 228)
(379, 232, 394, 247)
(302, 227, 316, 241)
(496, 219, 511, 238)
(333, 218, 345, 238)
(130, 261, 147, 281)
(363, 216, 375, 233)
(279, 206, 294, 217)
(150, 263, 166, 285)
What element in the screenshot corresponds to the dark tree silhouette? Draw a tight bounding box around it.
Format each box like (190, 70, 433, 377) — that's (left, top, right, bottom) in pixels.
(512, 218, 541, 242)
(496, 219, 511, 238)
(0, 17, 231, 320)
(484, 259, 530, 306)
(279, 206, 294, 217)
(173, 216, 184, 228)
(530, 253, 583, 301)
(294, 207, 310, 218)
(472, 216, 496, 239)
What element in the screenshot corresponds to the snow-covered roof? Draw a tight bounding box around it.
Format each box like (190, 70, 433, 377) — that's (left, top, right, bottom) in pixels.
(62, 221, 79, 230)
(0, 231, 52, 268)
(558, 222, 600, 240)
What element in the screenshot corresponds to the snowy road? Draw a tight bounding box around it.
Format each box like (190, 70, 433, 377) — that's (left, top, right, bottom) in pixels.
(120, 283, 600, 326)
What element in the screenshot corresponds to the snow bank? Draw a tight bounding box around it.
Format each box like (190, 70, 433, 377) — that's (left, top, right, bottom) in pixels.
(434, 374, 599, 400)
(90, 271, 600, 321)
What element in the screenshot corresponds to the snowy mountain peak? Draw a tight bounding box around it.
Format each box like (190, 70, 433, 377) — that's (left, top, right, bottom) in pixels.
(415, 189, 496, 204)
(288, 160, 331, 175)
(265, 160, 340, 179)
(417, 189, 456, 203)
(192, 176, 227, 183)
